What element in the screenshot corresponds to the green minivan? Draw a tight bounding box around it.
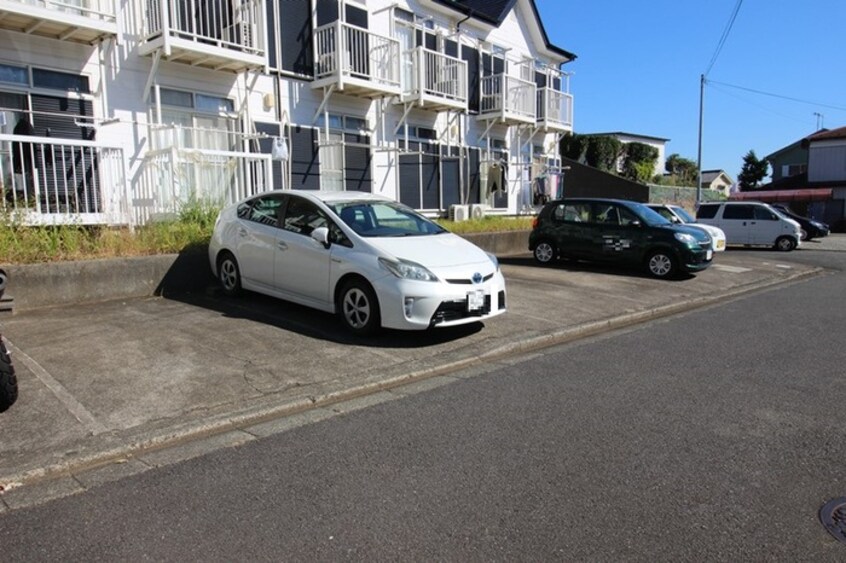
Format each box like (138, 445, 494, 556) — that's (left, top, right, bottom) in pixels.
(529, 198, 714, 278)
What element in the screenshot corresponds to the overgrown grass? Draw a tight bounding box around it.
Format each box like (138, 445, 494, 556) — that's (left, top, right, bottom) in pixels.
(0, 203, 534, 265)
(0, 201, 219, 264)
(436, 215, 534, 233)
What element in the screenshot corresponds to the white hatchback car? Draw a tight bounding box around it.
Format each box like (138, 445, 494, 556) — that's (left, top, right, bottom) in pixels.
(647, 203, 727, 252)
(209, 191, 506, 335)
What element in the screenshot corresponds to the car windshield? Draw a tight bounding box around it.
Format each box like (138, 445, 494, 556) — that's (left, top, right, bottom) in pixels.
(670, 206, 696, 223)
(329, 200, 447, 237)
(630, 202, 671, 226)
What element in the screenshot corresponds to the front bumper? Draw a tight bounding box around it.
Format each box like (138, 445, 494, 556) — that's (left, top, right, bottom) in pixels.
(373, 271, 507, 330)
(680, 247, 713, 273)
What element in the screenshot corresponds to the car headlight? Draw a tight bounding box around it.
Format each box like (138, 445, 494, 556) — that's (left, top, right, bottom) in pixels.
(378, 257, 439, 282)
(674, 232, 697, 245)
(486, 252, 500, 272)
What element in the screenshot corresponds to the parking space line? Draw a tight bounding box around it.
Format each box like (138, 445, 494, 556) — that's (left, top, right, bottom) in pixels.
(4, 339, 107, 435)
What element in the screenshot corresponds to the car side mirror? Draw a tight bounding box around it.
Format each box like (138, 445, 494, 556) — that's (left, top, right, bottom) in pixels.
(311, 226, 330, 248)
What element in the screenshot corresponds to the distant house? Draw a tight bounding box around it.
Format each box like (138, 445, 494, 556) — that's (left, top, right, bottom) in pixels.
(700, 170, 734, 194)
(586, 132, 669, 178)
(733, 126, 846, 229)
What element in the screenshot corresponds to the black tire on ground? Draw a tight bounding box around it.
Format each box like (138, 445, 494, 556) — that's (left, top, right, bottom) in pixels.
(645, 249, 678, 279)
(0, 337, 18, 414)
(337, 278, 381, 336)
(217, 251, 242, 296)
(775, 236, 797, 252)
(533, 240, 557, 265)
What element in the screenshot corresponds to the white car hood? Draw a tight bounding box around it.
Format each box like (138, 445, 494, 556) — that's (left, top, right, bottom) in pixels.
(365, 233, 491, 269)
(692, 222, 725, 238)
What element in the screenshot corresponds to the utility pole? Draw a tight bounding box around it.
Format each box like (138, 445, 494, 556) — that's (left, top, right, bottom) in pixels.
(813, 112, 824, 130)
(696, 74, 704, 205)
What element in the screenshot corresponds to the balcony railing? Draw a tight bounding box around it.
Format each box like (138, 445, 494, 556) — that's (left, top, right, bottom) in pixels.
(402, 46, 467, 110)
(537, 87, 573, 130)
(0, 0, 117, 43)
(139, 125, 273, 223)
(0, 133, 129, 226)
(142, 0, 265, 71)
(480, 74, 536, 123)
(313, 21, 401, 96)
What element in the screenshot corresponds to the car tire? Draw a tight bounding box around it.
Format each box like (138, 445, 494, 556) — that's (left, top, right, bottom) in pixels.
(0, 337, 18, 414)
(533, 240, 557, 265)
(646, 250, 677, 279)
(799, 229, 808, 241)
(217, 251, 242, 296)
(775, 236, 797, 252)
(338, 278, 381, 336)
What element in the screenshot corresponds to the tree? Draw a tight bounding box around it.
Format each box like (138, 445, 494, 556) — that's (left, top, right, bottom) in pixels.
(622, 142, 659, 184)
(737, 150, 769, 191)
(585, 135, 623, 172)
(664, 153, 698, 185)
(560, 133, 587, 161)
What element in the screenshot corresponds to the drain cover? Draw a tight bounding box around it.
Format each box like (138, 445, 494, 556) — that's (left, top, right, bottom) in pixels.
(820, 497, 846, 544)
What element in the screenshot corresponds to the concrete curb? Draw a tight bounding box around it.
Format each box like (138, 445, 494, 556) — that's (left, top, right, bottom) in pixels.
(0, 231, 531, 313)
(0, 263, 823, 500)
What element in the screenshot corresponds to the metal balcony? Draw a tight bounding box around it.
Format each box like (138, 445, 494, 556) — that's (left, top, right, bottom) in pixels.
(478, 74, 536, 125)
(0, 0, 117, 44)
(400, 46, 467, 111)
(536, 87, 573, 132)
(313, 21, 401, 98)
(140, 0, 265, 72)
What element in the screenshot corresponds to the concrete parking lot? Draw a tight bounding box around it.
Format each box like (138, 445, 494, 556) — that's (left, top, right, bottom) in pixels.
(0, 239, 837, 510)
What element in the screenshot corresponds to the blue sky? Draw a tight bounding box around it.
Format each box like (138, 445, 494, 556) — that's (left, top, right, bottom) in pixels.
(535, 0, 846, 181)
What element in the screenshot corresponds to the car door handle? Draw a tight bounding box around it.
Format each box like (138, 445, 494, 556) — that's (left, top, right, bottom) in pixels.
(277, 241, 288, 251)
(238, 228, 247, 237)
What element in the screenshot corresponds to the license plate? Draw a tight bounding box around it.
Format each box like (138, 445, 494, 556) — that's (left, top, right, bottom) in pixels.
(706, 250, 713, 260)
(467, 290, 485, 311)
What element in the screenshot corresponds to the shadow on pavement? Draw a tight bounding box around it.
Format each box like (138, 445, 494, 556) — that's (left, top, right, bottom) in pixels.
(499, 255, 697, 282)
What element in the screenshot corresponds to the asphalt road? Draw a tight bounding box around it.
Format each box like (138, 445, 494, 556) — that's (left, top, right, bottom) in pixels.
(0, 247, 845, 560)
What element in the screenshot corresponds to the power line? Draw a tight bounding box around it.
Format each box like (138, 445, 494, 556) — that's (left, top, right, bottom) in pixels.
(704, 0, 743, 77)
(707, 79, 846, 112)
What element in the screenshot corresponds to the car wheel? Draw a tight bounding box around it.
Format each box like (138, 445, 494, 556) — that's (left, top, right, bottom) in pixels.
(533, 240, 556, 265)
(338, 278, 381, 336)
(775, 236, 797, 252)
(799, 228, 808, 241)
(0, 337, 18, 414)
(646, 250, 677, 279)
(217, 251, 242, 296)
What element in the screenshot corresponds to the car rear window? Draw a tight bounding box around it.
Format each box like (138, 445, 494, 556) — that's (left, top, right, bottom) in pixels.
(696, 204, 719, 219)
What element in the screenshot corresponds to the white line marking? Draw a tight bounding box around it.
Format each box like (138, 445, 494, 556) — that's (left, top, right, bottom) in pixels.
(712, 265, 753, 273)
(4, 338, 107, 435)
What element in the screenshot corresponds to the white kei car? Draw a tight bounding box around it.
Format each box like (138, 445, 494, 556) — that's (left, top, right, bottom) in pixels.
(209, 191, 506, 335)
(647, 203, 727, 252)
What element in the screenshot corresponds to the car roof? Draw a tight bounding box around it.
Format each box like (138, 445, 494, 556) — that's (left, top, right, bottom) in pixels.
(246, 190, 393, 205)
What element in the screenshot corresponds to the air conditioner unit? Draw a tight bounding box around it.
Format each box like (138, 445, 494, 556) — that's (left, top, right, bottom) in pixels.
(449, 204, 469, 222)
(469, 204, 486, 220)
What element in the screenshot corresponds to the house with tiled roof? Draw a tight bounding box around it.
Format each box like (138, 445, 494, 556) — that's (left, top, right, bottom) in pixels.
(700, 170, 734, 194)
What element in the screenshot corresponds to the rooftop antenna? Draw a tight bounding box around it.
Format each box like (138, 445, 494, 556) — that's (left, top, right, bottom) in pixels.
(813, 112, 824, 130)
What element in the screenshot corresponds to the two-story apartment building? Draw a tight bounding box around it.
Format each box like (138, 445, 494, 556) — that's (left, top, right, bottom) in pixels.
(0, 0, 576, 226)
(732, 126, 846, 229)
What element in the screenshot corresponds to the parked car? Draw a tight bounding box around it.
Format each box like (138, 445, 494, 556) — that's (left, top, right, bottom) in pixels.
(769, 204, 830, 241)
(647, 203, 727, 252)
(0, 332, 17, 414)
(209, 191, 506, 335)
(529, 198, 714, 279)
(696, 201, 802, 251)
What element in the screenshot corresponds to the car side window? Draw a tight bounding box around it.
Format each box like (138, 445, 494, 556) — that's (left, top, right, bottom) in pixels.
(553, 203, 590, 222)
(595, 204, 619, 225)
(618, 206, 640, 226)
(282, 197, 328, 236)
(246, 195, 285, 227)
(723, 205, 754, 220)
(754, 206, 776, 220)
(696, 204, 718, 219)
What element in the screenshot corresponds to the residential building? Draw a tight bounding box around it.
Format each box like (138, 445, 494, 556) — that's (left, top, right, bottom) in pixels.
(700, 169, 733, 194)
(733, 126, 846, 229)
(0, 0, 576, 227)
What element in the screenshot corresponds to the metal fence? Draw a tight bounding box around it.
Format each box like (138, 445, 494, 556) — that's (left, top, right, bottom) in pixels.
(0, 133, 129, 226)
(145, 0, 264, 53)
(314, 21, 400, 89)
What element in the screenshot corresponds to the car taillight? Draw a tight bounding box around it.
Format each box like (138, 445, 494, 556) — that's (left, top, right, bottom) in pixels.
(532, 217, 539, 229)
